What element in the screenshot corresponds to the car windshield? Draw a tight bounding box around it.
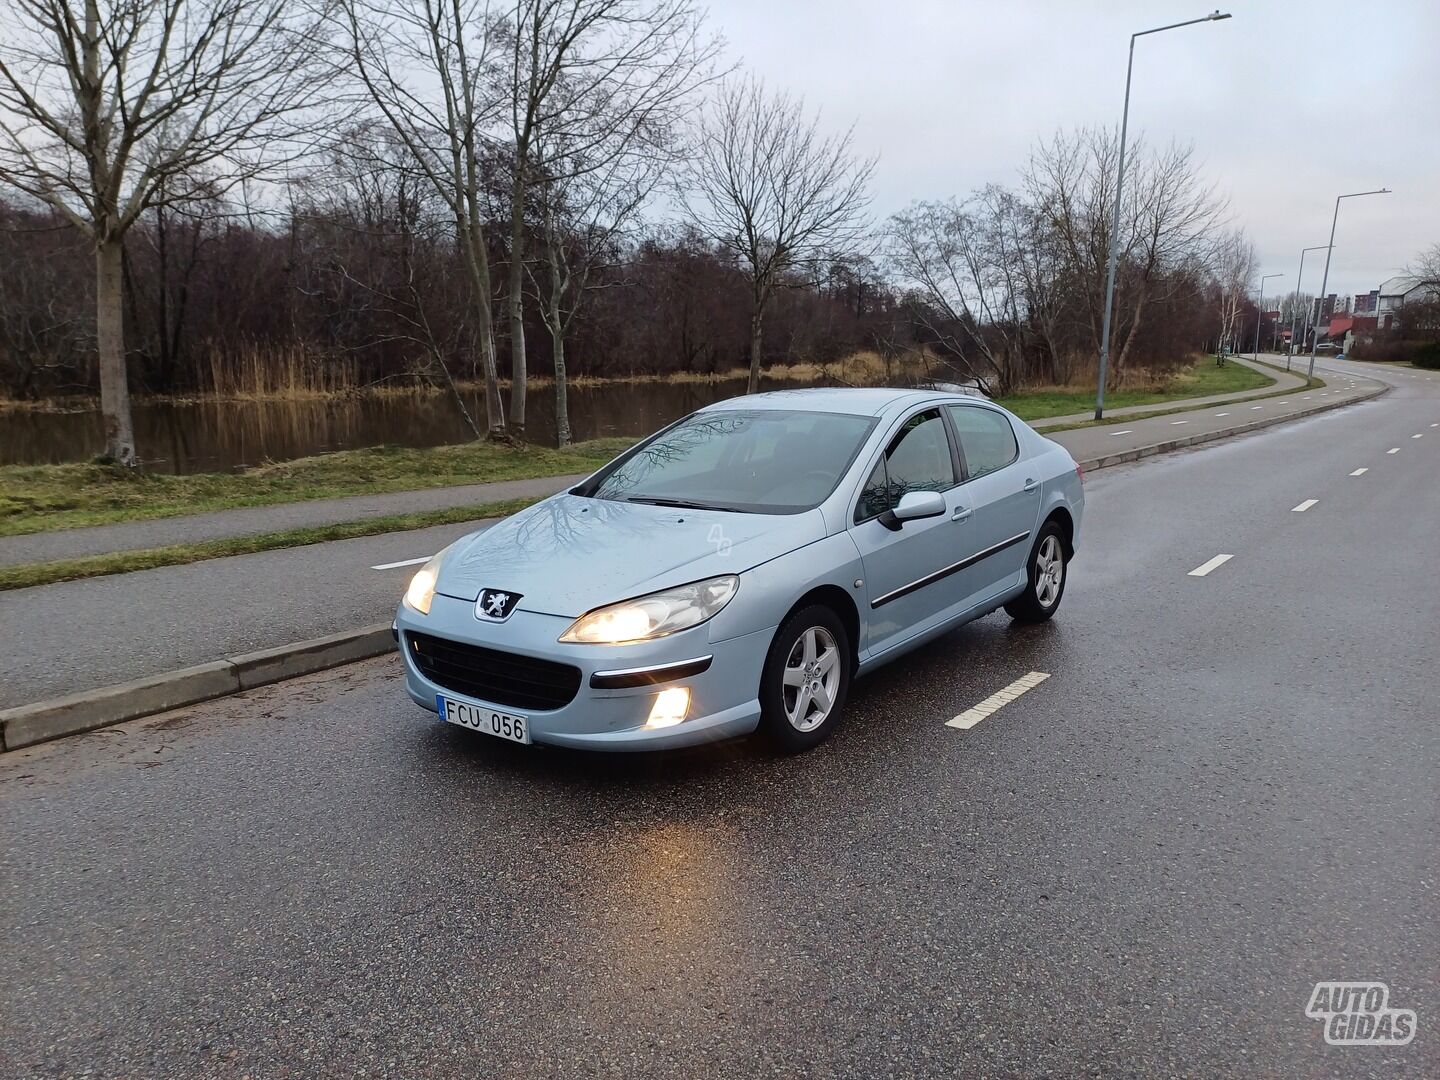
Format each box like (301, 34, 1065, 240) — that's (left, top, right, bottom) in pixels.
(579, 409, 878, 514)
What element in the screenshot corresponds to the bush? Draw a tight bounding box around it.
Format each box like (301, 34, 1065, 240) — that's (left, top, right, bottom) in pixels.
(1413, 342, 1440, 370)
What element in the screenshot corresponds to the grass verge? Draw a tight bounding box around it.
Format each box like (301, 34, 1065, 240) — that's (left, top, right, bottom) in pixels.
(997, 357, 1274, 422)
(1036, 375, 1326, 434)
(0, 437, 631, 538)
(0, 497, 541, 592)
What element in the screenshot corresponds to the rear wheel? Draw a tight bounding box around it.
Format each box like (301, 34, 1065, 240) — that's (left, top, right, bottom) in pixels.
(1005, 522, 1068, 623)
(758, 604, 851, 753)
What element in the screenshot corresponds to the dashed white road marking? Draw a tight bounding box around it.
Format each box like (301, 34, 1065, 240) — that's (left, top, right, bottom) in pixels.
(371, 555, 433, 571)
(1431, 423, 1438, 428)
(1301, 395, 1311, 400)
(1189, 554, 1234, 578)
(1277, 400, 1290, 404)
(1214, 412, 1231, 417)
(1109, 429, 1134, 436)
(1413, 433, 1425, 439)
(1387, 448, 1400, 454)
(1350, 468, 1369, 476)
(1250, 405, 1265, 410)
(1292, 499, 1319, 513)
(947, 672, 1050, 730)
(1170, 420, 1189, 425)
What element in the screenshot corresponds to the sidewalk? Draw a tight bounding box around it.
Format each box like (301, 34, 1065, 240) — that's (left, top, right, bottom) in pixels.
(0, 357, 1308, 569)
(0, 472, 587, 569)
(1028, 354, 1307, 429)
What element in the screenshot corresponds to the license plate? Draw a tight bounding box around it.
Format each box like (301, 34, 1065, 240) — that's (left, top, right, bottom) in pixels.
(437, 695, 530, 744)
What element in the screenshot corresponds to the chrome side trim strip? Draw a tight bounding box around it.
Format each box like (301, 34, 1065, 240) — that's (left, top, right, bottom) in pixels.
(589, 655, 714, 690)
(871, 531, 1031, 608)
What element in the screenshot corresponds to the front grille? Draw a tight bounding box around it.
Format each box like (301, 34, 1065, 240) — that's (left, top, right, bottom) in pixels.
(406, 631, 581, 712)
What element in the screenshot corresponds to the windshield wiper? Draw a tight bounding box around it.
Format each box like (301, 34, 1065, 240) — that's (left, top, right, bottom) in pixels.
(623, 495, 746, 513)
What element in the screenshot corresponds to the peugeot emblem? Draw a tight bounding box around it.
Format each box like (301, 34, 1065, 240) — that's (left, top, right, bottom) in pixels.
(475, 588, 522, 622)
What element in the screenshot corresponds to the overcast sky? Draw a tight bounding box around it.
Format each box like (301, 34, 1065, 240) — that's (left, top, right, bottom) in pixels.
(707, 0, 1439, 300)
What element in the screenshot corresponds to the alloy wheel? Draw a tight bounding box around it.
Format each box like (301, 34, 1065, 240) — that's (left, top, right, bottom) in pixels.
(782, 626, 841, 732)
(1035, 535, 1064, 608)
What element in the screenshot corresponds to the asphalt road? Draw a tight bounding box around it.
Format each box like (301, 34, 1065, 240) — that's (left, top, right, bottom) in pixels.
(0, 358, 1383, 709)
(1, 357, 1436, 1077)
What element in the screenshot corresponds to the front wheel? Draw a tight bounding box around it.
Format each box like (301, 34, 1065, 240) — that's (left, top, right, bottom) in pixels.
(1005, 522, 1068, 623)
(758, 604, 852, 753)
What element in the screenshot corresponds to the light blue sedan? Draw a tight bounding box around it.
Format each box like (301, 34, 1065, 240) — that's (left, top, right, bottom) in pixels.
(394, 388, 1084, 752)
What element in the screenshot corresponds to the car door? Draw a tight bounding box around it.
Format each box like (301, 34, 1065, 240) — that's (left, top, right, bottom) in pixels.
(849, 407, 966, 653)
(946, 404, 1037, 607)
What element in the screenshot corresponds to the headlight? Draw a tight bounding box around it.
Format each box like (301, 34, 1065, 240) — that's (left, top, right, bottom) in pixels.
(403, 547, 451, 615)
(559, 575, 739, 644)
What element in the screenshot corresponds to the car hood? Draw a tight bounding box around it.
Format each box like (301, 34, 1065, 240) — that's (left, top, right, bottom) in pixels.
(434, 493, 825, 617)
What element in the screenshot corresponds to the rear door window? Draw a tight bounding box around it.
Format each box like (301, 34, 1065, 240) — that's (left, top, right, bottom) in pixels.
(948, 405, 1019, 479)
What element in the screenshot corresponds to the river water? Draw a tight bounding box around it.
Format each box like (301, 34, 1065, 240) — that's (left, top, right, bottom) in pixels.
(1, 377, 819, 474)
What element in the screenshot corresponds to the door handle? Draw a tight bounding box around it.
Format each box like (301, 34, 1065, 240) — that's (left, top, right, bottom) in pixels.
(1023, 478, 1040, 494)
(951, 505, 972, 523)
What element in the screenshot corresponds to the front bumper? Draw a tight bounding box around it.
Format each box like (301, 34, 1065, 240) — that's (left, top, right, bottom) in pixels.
(393, 594, 769, 751)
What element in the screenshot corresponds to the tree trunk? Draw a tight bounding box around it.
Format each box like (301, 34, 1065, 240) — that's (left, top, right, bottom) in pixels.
(551, 312, 570, 447)
(458, 212, 505, 438)
(96, 237, 137, 466)
(747, 302, 765, 395)
(507, 171, 528, 439)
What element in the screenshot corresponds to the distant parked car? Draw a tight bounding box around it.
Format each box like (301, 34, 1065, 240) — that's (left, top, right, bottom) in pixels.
(392, 388, 1085, 753)
(1316, 343, 1337, 352)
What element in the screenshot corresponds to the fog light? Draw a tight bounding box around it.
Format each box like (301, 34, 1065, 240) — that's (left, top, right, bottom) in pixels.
(646, 687, 690, 728)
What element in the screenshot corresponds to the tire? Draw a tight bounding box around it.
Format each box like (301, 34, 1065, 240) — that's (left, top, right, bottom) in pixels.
(1005, 520, 1068, 624)
(758, 604, 852, 753)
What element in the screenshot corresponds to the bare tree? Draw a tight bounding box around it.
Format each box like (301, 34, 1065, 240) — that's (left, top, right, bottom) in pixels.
(1409, 242, 1440, 290)
(499, 0, 719, 437)
(338, 0, 508, 437)
(681, 77, 873, 394)
(887, 188, 1042, 397)
(0, 0, 327, 465)
(528, 135, 659, 443)
(1214, 229, 1255, 356)
(1024, 128, 1225, 385)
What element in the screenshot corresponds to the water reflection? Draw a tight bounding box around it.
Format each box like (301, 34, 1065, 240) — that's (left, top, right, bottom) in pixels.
(0, 378, 816, 475)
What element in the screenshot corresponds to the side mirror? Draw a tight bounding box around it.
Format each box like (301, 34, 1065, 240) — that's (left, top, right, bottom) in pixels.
(881, 490, 946, 530)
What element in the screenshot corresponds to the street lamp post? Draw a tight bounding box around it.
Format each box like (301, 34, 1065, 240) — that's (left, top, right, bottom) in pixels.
(1288, 244, 1331, 370)
(1254, 273, 1282, 361)
(1308, 188, 1391, 380)
(1094, 10, 1232, 421)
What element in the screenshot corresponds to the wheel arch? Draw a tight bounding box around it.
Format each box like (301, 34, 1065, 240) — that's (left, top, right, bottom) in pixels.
(780, 584, 862, 667)
(1042, 505, 1075, 559)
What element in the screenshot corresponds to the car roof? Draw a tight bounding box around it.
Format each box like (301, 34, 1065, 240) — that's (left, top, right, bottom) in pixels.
(697, 386, 953, 418)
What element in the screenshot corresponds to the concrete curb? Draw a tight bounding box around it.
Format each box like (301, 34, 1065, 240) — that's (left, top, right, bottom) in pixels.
(0, 378, 1387, 754)
(1072, 382, 1387, 473)
(0, 623, 395, 751)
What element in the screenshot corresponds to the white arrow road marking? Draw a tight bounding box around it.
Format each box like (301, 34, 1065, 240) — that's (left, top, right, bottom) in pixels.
(371, 556, 433, 571)
(1350, 468, 1369, 476)
(1292, 499, 1319, 513)
(947, 672, 1050, 730)
(1189, 554, 1234, 578)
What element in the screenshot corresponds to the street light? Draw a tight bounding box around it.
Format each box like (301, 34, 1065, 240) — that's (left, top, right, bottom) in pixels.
(1288, 244, 1331, 370)
(1308, 188, 1391, 380)
(1095, 9, 1232, 420)
(1254, 273, 1282, 361)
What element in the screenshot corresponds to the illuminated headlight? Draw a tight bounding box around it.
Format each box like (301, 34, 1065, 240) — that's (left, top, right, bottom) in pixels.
(403, 546, 453, 615)
(559, 575, 739, 644)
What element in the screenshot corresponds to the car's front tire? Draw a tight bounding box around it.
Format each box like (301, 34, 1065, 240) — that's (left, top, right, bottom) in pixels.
(1005, 521, 1068, 623)
(758, 604, 852, 753)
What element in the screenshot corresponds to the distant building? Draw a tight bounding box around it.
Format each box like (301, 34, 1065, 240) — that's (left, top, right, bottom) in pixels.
(1354, 290, 1380, 314)
(1376, 276, 1440, 328)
